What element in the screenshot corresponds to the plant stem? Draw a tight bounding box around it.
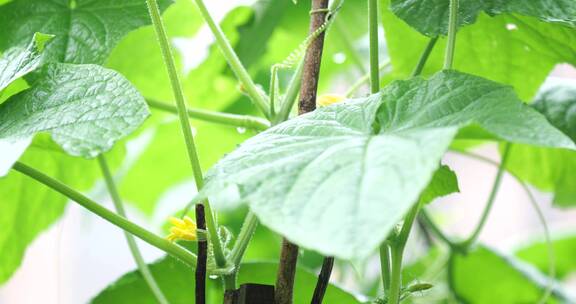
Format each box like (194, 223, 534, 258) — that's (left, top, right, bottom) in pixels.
(97, 156, 169, 304)
(379, 243, 392, 291)
(146, 0, 229, 285)
(298, 0, 330, 115)
(388, 204, 421, 304)
(147, 99, 269, 131)
(461, 143, 511, 248)
(311, 257, 335, 304)
(195, 204, 207, 304)
(276, 239, 300, 304)
(275, 1, 331, 303)
(412, 37, 438, 77)
(274, 59, 304, 124)
(12, 161, 197, 268)
(229, 212, 259, 266)
(444, 0, 459, 69)
(368, 0, 380, 94)
(191, 0, 270, 118)
(419, 210, 459, 250)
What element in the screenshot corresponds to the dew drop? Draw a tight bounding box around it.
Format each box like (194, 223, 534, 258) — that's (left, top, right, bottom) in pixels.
(332, 52, 346, 64)
(209, 275, 218, 280)
(236, 127, 246, 134)
(506, 23, 517, 31)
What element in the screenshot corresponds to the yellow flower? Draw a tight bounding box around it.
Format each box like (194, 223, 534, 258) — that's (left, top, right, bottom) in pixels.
(166, 216, 197, 242)
(317, 94, 345, 107)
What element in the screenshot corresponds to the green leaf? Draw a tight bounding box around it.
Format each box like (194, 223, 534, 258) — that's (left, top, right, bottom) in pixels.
(0, 0, 173, 64)
(202, 71, 573, 259)
(0, 63, 149, 176)
(381, 0, 576, 100)
(91, 258, 361, 303)
(0, 135, 124, 285)
(0, 32, 53, 92)
(419, 165, 459, 205)
(533, 85, 576, 142)
(389, 0, 576, 36)
(516, 235, 576, 280)
(506, 85, 576, 206)
(449, 246, 574, 303)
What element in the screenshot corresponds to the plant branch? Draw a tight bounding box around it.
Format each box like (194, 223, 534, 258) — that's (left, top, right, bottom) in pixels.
(97, 156, 169, 304)
(147, 99, 270, 131)
(461, 143, 511, 248)
(368, 0, 380, 94)
(311, 257, 335, 304)
(275, 1, 331, 303)
(388, 203, 421, 304)
(444, 0, 459, 69)
(274, 59, 305, 124)
(229, 212, 259, 266)
(412, 37, 438, 77)
(419, 210, 459, 250)
(146, 0, 228, 284)
(12, 161, 197, 268)
(195, 204, 207, 304)
(191, 0, 270, 118)
(379, 243, 392, 291)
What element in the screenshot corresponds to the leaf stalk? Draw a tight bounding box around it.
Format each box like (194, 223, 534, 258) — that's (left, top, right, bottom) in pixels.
(13, 161, 198, 268)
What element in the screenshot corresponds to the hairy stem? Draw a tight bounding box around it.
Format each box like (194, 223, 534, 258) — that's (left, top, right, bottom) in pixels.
(229, 212, 259, 267)
(379, 243, 392, 291)
(146, 0, 229, 286)
(444, 0, 459, 69)
(388, 204, 421, 304)
(13, 162, 197, 268)
(147, 99, 269, 131)
(97, 156, 169, 304)
(461, 143, 511, 248)
(368, 0, 380, 94)
(191, 0, 270, 118)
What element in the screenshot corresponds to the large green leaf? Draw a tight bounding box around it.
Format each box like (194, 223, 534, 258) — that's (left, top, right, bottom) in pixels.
(0, 0, 172, 64)
(0, 32, 53, 92)
(449, 246, 574, 303)
(381, 0, 576, 100)
(516, 235, 576, 280)
(0, 135, 124, 285)
(91, 258, 361, 303)
(201, 71, 573, 259)
(389, 0, 576, 36)
(0, 63, 149, 176)
(506, 85, 576, 206)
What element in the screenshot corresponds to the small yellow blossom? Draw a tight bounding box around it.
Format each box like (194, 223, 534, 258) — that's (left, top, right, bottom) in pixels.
(317, 94, 345, 107)
(166, 216, 197, 242)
